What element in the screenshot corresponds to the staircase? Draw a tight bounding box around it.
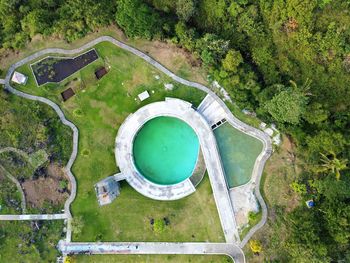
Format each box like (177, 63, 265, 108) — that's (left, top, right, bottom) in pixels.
(197, 95, 227, 128)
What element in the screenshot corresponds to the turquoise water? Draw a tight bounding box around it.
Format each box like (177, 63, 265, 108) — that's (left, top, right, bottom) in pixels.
(133, 117, 199, 185)
(214, 123, 263, 188)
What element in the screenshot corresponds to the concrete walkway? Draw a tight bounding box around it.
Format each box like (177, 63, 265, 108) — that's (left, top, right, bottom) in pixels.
(197, 94, 227, 126)
(0, 214, 67, 220)
(0, 79, 4, 85)
(2, 35, 272, 249)
(58, 241, 245, 263)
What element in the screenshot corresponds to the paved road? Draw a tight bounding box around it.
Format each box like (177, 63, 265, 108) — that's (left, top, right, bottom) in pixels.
(0, 79, 4, 85)
(58, 241, 245, 263)
(3, 35, 272, 247)
(0, 214, 67, 220)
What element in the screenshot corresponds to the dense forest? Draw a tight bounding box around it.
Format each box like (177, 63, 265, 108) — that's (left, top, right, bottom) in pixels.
(0, 0, 349, 261)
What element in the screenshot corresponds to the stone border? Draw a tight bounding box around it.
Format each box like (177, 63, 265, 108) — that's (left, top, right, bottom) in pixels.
(2, 35, 272, 252)
(29, 48, 98, 87)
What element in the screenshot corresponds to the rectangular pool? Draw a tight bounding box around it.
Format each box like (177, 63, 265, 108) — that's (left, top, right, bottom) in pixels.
(214, 123, 263, 188)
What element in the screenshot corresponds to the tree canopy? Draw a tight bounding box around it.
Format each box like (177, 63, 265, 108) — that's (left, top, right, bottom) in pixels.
(264, 88, 308, 125)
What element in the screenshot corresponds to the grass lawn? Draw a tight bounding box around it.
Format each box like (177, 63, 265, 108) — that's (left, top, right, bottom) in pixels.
(14, 41, 225, 243)
(73, 254, 232, 263)
(243, 136, 301, 262)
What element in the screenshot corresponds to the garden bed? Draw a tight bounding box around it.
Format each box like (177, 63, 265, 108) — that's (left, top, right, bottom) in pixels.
(31, 49, 99, 86)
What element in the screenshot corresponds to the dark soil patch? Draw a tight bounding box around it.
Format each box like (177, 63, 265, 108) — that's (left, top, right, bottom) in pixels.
(31, 49, 98, 86)
(22, 163, 69, 208)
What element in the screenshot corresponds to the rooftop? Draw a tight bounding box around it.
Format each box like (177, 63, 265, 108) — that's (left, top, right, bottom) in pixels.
(138, 90, 150, 101)
(11, 71, 27, 85)
(61, 88, 75, 102)
(94, 176, 120, 206)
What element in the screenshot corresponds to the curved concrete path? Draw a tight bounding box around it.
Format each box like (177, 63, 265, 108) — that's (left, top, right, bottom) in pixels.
(2, 36, 272, 251)
(4, 75, 78, 223)
(0, 147, 29, 213)
(0, 164, 26, 213)
(58, 241, 245, 263)
(0, 147, 32, 160)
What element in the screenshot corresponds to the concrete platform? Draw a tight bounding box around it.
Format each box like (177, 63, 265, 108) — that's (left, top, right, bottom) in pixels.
(115, 98, 197, 201)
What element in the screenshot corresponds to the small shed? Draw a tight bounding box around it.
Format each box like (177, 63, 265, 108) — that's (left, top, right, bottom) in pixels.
(94, 176, 120, 206)
(95, 67, 108, 80)
(138, 90, 150, 101)
(61, 88, 75, 101)
(11, 72, 28, 85)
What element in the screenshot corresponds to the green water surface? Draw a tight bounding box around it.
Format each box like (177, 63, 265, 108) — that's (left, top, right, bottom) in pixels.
(214, 123, 263, 187)
(133, 117, 199, 185)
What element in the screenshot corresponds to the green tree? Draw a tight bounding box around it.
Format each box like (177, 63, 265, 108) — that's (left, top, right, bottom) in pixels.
(196, 33, 229, 66)
(21, 10, 51, 37)
(306, 131, 346, 158)
(264, 87, 308, 125)
(317, 152, 348, 180)
(175, 21, 197, 51)
(222, 49, 243, 73)
(176, 0, 196, 22)
(55, 0, 115, 42)
(116, 0, 163, 40)
(228, 2, 243, 18)
(303, 103, 329, 124)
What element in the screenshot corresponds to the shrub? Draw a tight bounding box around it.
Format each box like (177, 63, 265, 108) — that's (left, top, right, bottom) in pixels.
(153, 218, 166, 233)
(249, 239, 262, 254)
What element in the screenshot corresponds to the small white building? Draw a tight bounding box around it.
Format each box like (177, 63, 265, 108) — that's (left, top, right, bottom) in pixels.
(138, 90, 150, 101)
(11, 71, 28, 85)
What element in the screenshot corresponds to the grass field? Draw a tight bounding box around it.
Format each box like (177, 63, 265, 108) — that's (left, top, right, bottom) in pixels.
(243, 136, 301, 262)
(14, 41, 225, 243)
